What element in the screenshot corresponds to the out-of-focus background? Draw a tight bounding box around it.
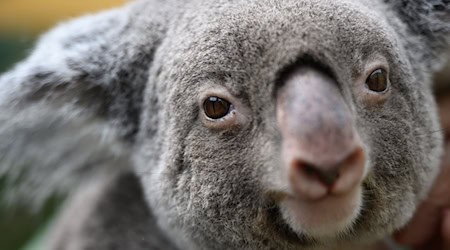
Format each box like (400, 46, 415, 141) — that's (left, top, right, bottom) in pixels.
(0, 1, 125, 249)
(0, 1, 449, 250)
(0, 0, 125, 72)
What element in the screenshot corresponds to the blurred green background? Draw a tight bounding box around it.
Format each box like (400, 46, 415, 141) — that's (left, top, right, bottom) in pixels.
(0, 1, 124, 249)
(0, 0, 125, 72)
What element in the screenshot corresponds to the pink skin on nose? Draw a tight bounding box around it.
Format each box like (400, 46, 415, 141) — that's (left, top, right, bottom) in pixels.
(277, 67, 366, 201)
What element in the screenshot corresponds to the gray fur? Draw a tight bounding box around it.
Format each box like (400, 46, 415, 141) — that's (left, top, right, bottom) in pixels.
(0, 0, 449, 249)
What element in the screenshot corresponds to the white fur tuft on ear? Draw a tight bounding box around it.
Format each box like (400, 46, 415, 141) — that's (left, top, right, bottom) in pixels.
(0, 103, 131, 209)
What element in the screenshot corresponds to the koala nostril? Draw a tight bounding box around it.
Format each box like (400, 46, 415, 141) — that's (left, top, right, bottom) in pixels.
(302, 164, 340, 188)
(289, 146, 366, 200)
(331, 147, 366, 195)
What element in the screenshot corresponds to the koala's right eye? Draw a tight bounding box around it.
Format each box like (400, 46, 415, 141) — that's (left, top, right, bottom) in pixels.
(203, 96, 231, 119)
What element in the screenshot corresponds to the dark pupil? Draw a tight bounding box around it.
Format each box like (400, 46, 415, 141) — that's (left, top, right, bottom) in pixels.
(367, 69, 388, 92)
(204, 97, 230, 119)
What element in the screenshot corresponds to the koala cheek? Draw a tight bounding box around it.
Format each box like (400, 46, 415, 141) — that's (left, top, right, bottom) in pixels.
(273, 67, 368, 237)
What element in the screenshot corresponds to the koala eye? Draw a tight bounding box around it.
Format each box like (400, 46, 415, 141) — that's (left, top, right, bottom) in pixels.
(366, 69, 389, 93)
(203, 96, 231, 119)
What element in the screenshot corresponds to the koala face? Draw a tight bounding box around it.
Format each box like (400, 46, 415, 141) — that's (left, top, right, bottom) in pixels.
(135, 0, 443, 249)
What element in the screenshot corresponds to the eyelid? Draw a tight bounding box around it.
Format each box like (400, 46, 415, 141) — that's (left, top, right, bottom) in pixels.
(199, 92, 234, 114)
(361, 55, 390, 80)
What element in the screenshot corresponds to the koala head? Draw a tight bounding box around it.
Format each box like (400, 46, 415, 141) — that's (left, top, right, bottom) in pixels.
(134, 0, 450, 249)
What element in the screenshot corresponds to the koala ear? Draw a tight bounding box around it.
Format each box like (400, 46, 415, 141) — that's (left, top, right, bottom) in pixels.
(387, 0, 450, 43)
(0, 2, 169, 208)
(386, 0, 450, 66)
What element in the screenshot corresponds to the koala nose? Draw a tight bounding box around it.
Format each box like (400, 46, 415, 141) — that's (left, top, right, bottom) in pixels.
(277, 66, 366, 200)
(289, 146, 365, 200)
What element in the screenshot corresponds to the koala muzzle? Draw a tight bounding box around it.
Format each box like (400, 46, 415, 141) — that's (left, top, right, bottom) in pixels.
(277, 67, 366, 200)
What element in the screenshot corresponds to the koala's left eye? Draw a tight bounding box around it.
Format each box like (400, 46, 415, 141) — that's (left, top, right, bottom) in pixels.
(203, 96, 231, 119)
(366, 69, 389, 93)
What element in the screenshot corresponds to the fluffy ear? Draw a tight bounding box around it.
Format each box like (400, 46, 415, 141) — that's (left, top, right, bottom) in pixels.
(0, 1, 169, 208)
(387, 0, 450, 45)
(385, 0, 450, 69)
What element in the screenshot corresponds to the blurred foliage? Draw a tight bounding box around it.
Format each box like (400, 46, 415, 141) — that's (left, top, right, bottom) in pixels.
(0, 176, 62, 250)
(0, 35, 34, 73)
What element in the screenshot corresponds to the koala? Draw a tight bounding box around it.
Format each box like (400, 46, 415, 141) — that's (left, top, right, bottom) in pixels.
(1, 0, 450, 249)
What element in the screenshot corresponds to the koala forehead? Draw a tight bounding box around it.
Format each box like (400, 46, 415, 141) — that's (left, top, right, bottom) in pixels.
(157, 0, 402, 97)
